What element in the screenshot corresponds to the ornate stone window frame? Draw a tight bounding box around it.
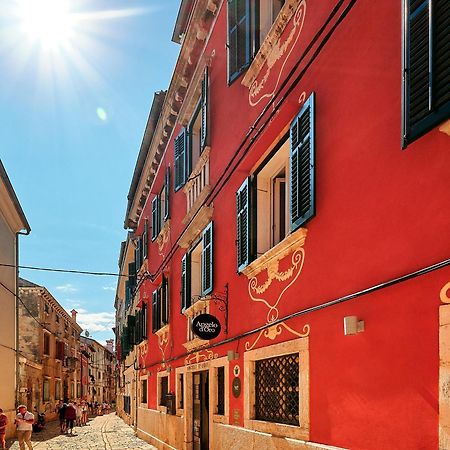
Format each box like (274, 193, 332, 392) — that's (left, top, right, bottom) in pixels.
(175, 366, 187, 416)
(209, 356, 230, 425)
(139, 374, 148, 407)
(241, 0, 303, 88)
(157, 369, 170, 414)
(244, 336, 310, 440)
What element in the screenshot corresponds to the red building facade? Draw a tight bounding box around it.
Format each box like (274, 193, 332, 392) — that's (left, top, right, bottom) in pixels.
(115, 0, 450, 448)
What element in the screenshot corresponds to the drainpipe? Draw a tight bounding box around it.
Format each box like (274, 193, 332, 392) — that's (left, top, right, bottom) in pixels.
(16, 229, 30, 407)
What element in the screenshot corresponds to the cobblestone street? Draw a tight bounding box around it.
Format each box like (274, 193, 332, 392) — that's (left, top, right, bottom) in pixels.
(6, 413, 156, 450)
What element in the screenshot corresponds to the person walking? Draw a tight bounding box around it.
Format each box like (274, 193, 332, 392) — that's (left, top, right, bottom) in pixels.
(0, 408, 8, 450)
(14, 405, 34, 450)
(56, 401, 66, 433)
(80, 401, 88, 426)
(74, 402, 82, 427)
(64, 403, 76, 436)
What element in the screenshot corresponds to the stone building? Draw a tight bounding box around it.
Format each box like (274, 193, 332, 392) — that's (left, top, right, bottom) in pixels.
(80, 336, 116, 404)
(0, 160, 30, 439)
(18, 278, 82, 420)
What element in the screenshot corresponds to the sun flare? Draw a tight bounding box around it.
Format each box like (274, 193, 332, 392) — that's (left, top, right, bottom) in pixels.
(16, 0, 76, 50)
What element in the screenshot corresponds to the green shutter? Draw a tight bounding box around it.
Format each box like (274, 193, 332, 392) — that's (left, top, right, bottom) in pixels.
(181, 253, 191, 311)
(161, 277, 169, 325)
(201, 67, 209, 149)
(174, 130, 187, 191)
(143, 219, 148, 259)
(164, 167, 170, 220)
(228, 0, 251, 82)
(151, 196, 159, 241)
(290, 93, 315, 232)
(201, 222, 213, 295)
(403, 0, 450, 145)
(152, 290, 158, 333)
(236, 178, 252, 271)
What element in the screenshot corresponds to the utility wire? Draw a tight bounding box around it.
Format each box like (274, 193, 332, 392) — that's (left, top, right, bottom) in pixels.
(0, 262, 125, 277)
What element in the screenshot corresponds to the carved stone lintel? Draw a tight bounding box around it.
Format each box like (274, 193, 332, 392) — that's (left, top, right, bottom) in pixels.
(179, 205, 214, 248)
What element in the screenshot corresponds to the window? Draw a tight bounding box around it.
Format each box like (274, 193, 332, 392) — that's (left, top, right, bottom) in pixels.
(244, 337, 309, 439)
(151, 277, 169, 333)
(43, 379, 50, 402)
(177, 373, 184, 410)
(56, 340, 65, 361)
(181, 222, 214, 311)
(159, 376, 169, 407)
(255, 353, 299, 425)
(152, 167, 171, 239)
(56, 314, 60, 323)
(124, 395, 131, 414)
(44, 302, 49, 314)
(402, 0, 450, 146)
(174, 69, 209, 191)
(227, 0, 285, 82)
(141, 379, 148, 404)
(236, 93, 314, 271)
(55, 380, 61, 400)
(135, 302, 148, 343)
(43, 332, 50, 356)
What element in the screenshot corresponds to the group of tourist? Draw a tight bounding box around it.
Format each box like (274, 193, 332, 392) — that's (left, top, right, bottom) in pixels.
(56, 400, 89, 434)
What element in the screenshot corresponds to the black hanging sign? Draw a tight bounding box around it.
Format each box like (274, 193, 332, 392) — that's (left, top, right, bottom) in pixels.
(192, 313, 221, 340)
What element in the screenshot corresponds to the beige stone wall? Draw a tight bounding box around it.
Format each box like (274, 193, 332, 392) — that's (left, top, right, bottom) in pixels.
(213, 423, 346, 450)
(0, 211, 17, 439)
(137, 407, 184, 450)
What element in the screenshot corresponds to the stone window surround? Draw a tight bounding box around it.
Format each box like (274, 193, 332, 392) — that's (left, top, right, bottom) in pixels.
(175, 366, 186, 416)
(244, 336, 309, 440)
(210, 356, 230, 424)
(139, 374, 148, 406)
(157, 370, 170, 414)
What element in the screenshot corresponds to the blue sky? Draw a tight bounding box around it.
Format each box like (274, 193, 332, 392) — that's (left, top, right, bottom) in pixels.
(0, 0, 180, 344)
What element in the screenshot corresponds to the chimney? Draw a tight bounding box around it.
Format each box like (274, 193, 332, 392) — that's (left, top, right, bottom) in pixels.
(105, 339, 114, 353)
(71, 309, 78, 322)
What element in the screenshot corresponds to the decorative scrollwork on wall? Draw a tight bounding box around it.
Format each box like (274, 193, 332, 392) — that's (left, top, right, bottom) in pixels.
(184, 348, 218, 366)
(441, 282, 450, 304)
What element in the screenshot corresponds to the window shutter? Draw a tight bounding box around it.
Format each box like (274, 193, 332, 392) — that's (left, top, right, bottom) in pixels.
(181, 253, 191, 311)
(404, 0, 450, 145)
(142, 303, 148, 339)
(152, 290, 158, 333)
(164, 167, 170, 220)
(290, 92, 315, 232)
(174, 130, 187, 191)
(201, 222, 214, 295)
(236, 177, 253, 271)
(128, 262, 136, 290)
(135, 236, 142, 270)
(143, 220, 148, 260)
(161, 277, 169, 325)
(151, 196, 159, 241)
(201, 66, 209, 149)
(227, 0, 251, 82)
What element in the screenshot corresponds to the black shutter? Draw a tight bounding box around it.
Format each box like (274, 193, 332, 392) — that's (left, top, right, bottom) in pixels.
(236, 178, 252, 271)
(174, 130, 187, 191)
(152, 290, 158, 333)
(228, 0, 251, 82)
(142, 303, 148, 339)
(181, 253, 191, 311)
(164, 167, 170, 220)
(128, 262, 136, 290)
(404, 0, 450, 145)
(290, 92, 315, 232)
(201, 67, 209, 149)
(201, 222, 214, 295)
(151, 196, 159, 241)
(143, 219, 148, 260)
(135, 236, 142, 270)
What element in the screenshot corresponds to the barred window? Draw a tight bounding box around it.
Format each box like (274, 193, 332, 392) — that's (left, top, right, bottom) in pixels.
(254, 353, 299, 425)
(141, 379, 147, 404)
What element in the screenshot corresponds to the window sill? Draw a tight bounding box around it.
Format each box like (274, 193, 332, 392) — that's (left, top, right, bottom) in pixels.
(155, 324, 170, 339)
(179, 204, 213, 248)
(244, 419, 309, 441)
(183, 297, 210, 318)
(183, 337, 210, 352)
(213, 414, 228, 424)
(241, 0, 303, 89)
(241, 227, 307, 278)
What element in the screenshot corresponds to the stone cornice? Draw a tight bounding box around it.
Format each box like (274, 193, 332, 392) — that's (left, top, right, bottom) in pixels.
(126, 0, 222, 229)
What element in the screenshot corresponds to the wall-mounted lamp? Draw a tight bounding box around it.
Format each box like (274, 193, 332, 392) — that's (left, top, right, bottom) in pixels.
(227, 350, 239, 361)
(344, 316, 365, 335)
